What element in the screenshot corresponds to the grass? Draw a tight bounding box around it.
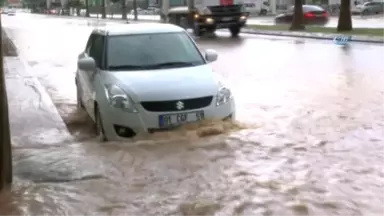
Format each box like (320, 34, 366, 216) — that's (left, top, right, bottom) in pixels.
(247, 24, 384, 37)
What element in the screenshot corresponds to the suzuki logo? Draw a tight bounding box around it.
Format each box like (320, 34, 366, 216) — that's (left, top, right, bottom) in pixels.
(176, 101, 184, 110)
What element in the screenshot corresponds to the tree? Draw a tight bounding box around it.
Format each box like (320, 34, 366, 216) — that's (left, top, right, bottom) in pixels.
(121, 0, 127, 20)
(132, 0, 138, 21)
(68, 0, 84, 16)
(101, 0, 106, 19)
(337, 0, 352, 31)
(290, 0, 305, 31)
(85, 0, 90, 17)
(0, 17, 13, 192)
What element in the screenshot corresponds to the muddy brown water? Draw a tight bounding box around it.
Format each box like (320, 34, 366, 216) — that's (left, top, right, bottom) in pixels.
(2, 17, 384, 215)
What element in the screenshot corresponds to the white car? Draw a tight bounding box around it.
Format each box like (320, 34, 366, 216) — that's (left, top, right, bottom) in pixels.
(7, 9, 15, 16)
(75, 23, 235, 141)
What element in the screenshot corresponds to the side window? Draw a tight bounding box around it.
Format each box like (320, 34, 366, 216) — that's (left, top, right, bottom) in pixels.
(89, 35, 105, 69)
(85, 34, 94, 54)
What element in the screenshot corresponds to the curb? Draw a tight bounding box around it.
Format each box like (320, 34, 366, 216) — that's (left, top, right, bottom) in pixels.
(241, 27, 384, 44)
(2, 28, 73, 146)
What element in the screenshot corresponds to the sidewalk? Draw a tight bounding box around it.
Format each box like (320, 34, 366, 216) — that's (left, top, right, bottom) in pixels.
(2, 29, 73, 148)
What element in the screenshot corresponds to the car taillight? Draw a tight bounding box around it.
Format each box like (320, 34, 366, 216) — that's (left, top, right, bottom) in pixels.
(323, 11, 328, 17)
(304, 12, 315, 18)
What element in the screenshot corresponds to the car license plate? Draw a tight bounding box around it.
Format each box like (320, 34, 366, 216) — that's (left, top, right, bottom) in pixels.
(222, 17, 233, 21)
(159, 111, 205, 128)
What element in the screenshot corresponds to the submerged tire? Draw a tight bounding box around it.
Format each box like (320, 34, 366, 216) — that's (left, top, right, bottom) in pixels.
(95, 105, 107, 141)
(229, 26, 240, 37)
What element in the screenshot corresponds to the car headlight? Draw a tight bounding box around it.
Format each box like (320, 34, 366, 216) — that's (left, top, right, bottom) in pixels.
(198, 6, 212, 15)
(216, 82, 232, 106)
(104, 84, 138, 112)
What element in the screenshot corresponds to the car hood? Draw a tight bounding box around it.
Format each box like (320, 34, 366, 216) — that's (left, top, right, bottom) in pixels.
(108, 64, 221, 102)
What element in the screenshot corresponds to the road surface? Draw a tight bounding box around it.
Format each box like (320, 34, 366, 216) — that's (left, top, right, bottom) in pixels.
(90, 13, 384, 28)
(1, 13, 384, 216)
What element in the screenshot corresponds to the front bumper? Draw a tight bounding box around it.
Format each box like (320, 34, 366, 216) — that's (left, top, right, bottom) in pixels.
(351, 10, 362, 15)
(195, 14, 248, 29)
(99, 98, 236, 141)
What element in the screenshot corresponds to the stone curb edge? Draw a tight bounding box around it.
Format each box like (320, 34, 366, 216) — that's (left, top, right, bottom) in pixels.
(241, 28, 384, 44)
(2, 28, 73, 138)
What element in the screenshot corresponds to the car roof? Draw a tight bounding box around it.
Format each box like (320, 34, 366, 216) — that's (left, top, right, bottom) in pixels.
(92, 23, 185, 36)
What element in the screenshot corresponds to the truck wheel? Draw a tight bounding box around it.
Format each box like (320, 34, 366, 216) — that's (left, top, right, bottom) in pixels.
(206, 28, 216, 35)
(229, 26, 240, 37)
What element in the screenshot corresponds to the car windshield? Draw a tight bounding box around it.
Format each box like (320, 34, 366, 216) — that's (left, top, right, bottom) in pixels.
(287, 5, 324, 12)
(363, 2, 382, 6)
(107, 32, 205, 71)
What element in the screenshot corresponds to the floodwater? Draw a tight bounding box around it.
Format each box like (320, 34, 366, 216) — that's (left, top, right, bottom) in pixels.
(1, 13, 384, 216)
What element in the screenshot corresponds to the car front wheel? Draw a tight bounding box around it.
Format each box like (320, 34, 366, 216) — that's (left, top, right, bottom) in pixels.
(76, 80, 85, 110)
(95, 105, 107, 141)
(229, 26, 240, 37)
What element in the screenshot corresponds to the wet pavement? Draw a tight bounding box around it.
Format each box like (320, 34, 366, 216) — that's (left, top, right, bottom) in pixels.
(89, 13, 384, 28)
(245, 14, 384, 28)
(1, 13, 384, 215)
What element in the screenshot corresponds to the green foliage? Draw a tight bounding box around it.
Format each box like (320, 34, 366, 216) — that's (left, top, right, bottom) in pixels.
(0, 0, 7, 7)
(110, 0, 120, 3)
(22, 0, 46, 7)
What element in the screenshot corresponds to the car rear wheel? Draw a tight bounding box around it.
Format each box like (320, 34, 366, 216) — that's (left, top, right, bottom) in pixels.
(229, 26, 240, 37)
(260, 9, 267, 15)
(95, 105, 107, 141)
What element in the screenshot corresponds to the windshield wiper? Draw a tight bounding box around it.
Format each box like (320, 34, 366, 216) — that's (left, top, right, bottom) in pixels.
(108, 62, 198, 71)
(147, 61, 197, 68)
(108, 65, 148, 70)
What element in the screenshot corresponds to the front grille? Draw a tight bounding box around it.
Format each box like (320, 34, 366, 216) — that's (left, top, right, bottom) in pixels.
(141, 96, 213, 112)
(208, 4, 242, 16)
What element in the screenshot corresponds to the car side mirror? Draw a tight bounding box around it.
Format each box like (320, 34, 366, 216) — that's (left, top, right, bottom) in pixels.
(78, 57, 96, 71)
(204, 49, 218, 63)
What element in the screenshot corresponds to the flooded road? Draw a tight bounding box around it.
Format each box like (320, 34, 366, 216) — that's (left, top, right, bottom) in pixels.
(1, 13, 384, 215)
(86, 13, 384, 28)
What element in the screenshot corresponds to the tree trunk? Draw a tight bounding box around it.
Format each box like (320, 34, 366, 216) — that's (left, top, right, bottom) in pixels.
(290, 0, 305, 31)
(337, 0, 352, 31)
(101, 0, 106, 19)
(76, 7, 80, 16)
(133, 0, 138, 21)
(85, 0, 90, 17)
(0, 17, 13, 192)
(121, 0, 127, 20)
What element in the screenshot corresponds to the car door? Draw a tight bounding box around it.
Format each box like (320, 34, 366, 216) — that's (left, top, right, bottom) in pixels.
(77, 34, 95, 114)
(84, 34, 106, 120)
(370, 2, 377, 13)
(77, 33, 105, 118)
(380, 3, 384, 13)
(284, 6, 294, 22)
